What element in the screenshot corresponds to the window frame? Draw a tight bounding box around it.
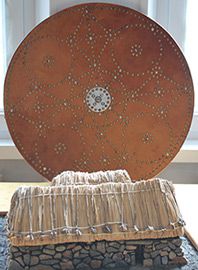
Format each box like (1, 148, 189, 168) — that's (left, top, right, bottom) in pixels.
(0, 0, 6, 110)
(1, 0, 198, 146)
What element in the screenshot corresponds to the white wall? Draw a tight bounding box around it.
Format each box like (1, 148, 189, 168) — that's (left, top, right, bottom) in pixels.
(0, 159, 197, 183)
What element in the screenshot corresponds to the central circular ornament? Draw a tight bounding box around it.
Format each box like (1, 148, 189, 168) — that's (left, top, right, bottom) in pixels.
(86, 87, 111, 113)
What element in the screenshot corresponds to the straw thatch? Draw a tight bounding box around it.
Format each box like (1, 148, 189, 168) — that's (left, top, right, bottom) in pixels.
(8, 174, 185, 247)
(51, 170, 131, 186)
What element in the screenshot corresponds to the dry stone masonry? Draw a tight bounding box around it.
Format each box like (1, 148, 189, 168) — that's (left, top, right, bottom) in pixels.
(8, 237, 187, 269)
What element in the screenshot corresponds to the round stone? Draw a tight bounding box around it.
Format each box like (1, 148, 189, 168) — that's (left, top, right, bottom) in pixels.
(4, 3, 194, 181)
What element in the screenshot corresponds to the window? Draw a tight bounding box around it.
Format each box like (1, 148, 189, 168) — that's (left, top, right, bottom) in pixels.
(185, 0, 198, 112)
(0, 0, 50, 111)
(148, 0, 198, 140)
(0, 0, 6, 110)
(0, 0, 198, 143)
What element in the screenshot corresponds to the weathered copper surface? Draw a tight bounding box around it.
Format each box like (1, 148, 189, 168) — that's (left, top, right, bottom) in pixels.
(4, 3, 194, 181)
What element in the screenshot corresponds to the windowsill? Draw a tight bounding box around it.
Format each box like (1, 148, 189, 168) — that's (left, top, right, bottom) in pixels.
(1, 139, 198, 163)
(172, 140, 198, 163)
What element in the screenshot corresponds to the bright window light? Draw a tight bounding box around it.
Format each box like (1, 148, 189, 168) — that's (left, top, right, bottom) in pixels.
(0, 1, 6, 110)
(185, 0, 198, 112)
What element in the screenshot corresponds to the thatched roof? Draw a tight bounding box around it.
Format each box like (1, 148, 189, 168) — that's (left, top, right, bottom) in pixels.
(8, 172, 184, 247)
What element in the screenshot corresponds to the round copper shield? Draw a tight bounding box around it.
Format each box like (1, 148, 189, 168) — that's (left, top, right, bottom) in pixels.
(4, 3, 194, 181)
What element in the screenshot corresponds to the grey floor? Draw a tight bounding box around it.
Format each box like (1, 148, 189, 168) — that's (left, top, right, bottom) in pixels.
(0, 217, 198, 270)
